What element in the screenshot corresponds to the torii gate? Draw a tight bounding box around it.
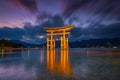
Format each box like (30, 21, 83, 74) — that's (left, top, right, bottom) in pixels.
(44, 25, 74, 49)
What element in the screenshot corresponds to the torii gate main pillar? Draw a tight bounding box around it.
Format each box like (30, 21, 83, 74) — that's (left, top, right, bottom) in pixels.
(44, 25, 74, 49)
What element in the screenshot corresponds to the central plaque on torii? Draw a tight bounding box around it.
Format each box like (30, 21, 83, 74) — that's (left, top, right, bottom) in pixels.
(44, 25, 74, 49)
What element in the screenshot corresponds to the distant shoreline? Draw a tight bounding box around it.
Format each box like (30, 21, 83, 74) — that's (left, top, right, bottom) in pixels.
(0, 47, 41, 53)
(0, 47, 120, 52)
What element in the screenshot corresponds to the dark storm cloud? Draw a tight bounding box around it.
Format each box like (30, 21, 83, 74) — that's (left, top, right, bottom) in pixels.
(70, 27, 82, 37)
(0, 15, 65, 43)
(92, 23, 120, 38)
(37, 14, 64, 28)
(70, 22, 120, 39)
(68, 16, 81, 24)
(36, 13, 51, 24)
(63, 0, 120, 21)
(50, 15, 64, 27)
(0, 23, 45, 42)
(0, 27, 25, 39)
(94, 0, 120, 19)
(0, 22, 120, 43)
(63, 0, 97, 17)
(0, 0, 120, 43)
(118, 16, 120, 20)
(37, 13, 50, 20)
(17, 0, 38, 13)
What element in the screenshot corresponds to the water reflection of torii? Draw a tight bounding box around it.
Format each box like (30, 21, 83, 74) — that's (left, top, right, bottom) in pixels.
(46, 49, 73, 75)
(44, 25, 74, 75)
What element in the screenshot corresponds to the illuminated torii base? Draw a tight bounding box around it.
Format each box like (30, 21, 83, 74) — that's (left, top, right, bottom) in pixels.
(44, 25, 74, 49)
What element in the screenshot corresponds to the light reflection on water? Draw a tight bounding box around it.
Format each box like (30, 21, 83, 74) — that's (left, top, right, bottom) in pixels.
(46, 49, 73, 75)
(0, 48, 120, 80)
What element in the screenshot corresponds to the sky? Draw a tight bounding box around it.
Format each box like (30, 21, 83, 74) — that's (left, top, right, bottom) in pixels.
(0, 0, 120, 44)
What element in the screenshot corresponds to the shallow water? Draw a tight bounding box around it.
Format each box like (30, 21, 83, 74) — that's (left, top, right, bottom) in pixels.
(0, 48, 120, 80)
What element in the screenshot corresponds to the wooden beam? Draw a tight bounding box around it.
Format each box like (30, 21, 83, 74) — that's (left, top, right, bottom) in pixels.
(47, 32, 70, 36)
(44, 25, 74, 32)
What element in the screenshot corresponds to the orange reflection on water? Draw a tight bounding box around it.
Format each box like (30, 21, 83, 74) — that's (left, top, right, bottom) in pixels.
(46, 49, 73, 75)
(46, 49, 56, 71)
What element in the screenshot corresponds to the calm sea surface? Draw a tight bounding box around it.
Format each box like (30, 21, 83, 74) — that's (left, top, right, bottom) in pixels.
(0, 48, 120, 80)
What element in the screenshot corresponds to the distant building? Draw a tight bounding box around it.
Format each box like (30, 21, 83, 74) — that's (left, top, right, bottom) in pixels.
(0, 46, 13, 52)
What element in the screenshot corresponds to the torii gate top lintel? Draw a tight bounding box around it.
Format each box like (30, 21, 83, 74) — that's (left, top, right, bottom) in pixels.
(44, 25, 74, 32)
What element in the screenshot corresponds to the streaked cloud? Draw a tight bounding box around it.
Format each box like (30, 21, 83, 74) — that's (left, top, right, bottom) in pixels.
(0, 0, 120, 43)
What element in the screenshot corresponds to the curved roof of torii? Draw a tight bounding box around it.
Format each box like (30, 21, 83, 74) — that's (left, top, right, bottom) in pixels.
(44, 25, 74, 32)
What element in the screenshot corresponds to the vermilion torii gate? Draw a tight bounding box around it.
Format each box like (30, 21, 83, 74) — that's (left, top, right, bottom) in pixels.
(44, 25, 74, 49)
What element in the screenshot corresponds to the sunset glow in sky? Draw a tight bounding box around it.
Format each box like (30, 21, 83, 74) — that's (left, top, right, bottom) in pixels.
(0, 0, 120, 43)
